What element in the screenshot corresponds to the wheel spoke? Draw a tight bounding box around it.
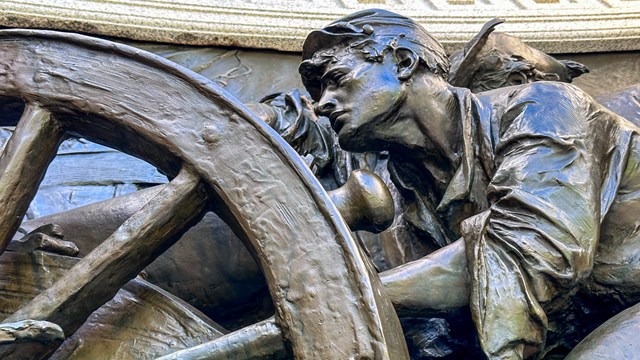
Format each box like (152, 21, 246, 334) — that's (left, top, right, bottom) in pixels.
(0, 104, 62, 255)
(4, 167, 208, 348)
(156, 317, 287, 360)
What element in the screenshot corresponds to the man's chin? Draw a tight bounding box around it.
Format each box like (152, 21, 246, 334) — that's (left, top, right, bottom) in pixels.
(337, 130, 373, 153)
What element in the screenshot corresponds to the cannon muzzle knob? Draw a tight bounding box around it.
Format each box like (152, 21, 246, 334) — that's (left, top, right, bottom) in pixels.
(327, 169, 395, 233)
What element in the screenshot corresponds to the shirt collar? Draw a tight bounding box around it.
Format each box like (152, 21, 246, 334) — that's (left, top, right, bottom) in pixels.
(436, 87, 478, 212)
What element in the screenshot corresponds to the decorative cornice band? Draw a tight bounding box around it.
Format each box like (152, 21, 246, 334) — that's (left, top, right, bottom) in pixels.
(1, 0, 639, 53)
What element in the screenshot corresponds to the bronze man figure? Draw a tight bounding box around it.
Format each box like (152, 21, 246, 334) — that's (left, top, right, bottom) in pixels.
(300, 9, 640, 359)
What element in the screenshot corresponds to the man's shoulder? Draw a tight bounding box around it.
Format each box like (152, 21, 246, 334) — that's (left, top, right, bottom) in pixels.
(476, 81, 590, 108)
(474, 82, 598, 140)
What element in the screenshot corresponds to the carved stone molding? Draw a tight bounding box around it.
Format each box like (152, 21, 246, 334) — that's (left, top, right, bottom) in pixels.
(0, 1, 639, 55)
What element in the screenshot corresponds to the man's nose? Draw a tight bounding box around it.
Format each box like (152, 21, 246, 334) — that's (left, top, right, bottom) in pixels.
(315, 95, 337, 117)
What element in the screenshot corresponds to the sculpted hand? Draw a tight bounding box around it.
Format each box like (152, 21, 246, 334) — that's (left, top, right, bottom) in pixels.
(8, 223, 79, 257)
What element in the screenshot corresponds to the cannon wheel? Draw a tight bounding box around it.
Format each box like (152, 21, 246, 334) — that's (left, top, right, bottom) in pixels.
(0, 30, 408, 359)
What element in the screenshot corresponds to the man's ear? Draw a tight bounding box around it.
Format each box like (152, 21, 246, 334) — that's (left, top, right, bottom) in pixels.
(394, 47, 419, 81)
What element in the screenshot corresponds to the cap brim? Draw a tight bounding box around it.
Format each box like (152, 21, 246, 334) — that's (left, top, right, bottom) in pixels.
(300, 29, 367, 101)
(301, 29, 366, 61)
(448, 18, 504, 87)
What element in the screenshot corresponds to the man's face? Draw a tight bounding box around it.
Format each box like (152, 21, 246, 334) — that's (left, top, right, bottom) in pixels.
(315, 50, 407, 152)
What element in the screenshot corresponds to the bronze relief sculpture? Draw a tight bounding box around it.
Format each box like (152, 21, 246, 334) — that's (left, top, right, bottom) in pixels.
(0, 7, 639, 360)
(300, 9, 640, 359)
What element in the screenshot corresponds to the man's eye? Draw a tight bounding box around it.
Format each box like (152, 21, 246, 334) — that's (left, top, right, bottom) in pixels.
(326, 72, 345, 87)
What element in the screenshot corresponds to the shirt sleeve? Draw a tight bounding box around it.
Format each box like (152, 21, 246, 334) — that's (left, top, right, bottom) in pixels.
(463, 83, 603, 359)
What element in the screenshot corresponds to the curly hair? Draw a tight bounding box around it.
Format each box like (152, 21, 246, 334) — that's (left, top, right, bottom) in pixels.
(299, 9, 450, 101)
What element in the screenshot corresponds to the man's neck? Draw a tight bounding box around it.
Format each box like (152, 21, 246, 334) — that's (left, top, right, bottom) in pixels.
(388, 82, 464, 194)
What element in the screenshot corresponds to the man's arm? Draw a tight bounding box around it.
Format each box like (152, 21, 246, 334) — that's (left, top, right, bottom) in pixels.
(466, 83, 604, 359)
(380, 238, 469, 316)
(381, 84, 608, 359)
(246, 89, 336, 176)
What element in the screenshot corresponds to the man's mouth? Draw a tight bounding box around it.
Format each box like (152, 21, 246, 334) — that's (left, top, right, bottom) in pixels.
(329, 111, 349, 133)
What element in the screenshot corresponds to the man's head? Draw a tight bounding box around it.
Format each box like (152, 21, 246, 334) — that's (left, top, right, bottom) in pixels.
(448, 19, 589, 92)
(299, 9, 450, 152)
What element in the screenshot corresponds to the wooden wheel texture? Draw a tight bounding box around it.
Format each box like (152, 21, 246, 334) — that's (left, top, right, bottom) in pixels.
(0, 30, 408, 359)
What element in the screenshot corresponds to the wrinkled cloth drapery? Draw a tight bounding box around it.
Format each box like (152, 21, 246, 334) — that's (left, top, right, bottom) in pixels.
(391, 82, 640, 359)
(243, 60, 640, 358)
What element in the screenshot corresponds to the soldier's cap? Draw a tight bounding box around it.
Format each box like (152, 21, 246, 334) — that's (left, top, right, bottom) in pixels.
(299, 9, 448, 101)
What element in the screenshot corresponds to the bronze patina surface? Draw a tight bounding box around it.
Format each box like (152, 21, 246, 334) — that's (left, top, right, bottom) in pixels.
(0, 8, 639, 360)
(299, 9, 640, 359)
